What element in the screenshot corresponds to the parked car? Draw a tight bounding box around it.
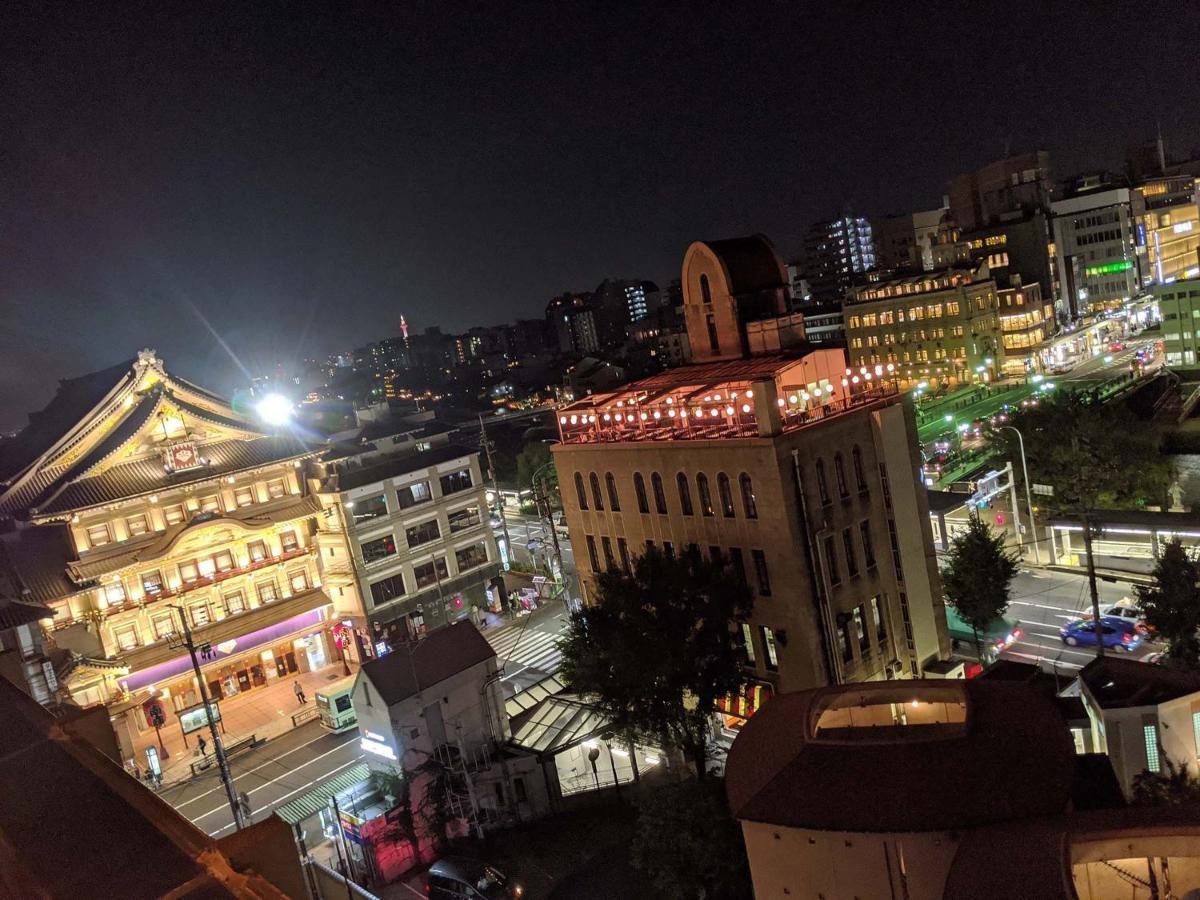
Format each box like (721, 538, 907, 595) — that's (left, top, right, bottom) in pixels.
(1060, 616, 1142, 652)
(427, 857, 523, 899)
(1100, 597, 1152, 634)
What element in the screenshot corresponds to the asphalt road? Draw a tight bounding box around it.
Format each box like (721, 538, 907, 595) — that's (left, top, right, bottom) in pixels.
(1058, 335, 1157, 383)
(994, 567, 1162, 673)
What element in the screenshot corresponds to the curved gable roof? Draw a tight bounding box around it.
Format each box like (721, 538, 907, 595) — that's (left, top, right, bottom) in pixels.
(700, 234, 787, 295)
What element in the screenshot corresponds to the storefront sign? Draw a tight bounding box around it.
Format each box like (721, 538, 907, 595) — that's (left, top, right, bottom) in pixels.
(717, 682, 773, 721)
(361, 730, 398, 762)
(339, 809, 368, 846)
(178, 701, 223, 735)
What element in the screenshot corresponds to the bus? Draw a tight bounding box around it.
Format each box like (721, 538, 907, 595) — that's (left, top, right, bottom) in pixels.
(315, 675, 359, 734)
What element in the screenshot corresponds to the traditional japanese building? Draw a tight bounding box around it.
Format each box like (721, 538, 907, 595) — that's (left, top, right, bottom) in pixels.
(0, 350, 363, 759)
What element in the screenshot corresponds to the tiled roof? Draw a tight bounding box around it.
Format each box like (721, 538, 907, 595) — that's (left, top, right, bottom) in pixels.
(327, 443, 477, 492)
(360, 620, 496, 705)
(0, 597, 54, 629)
(33, 436, 320, 517)
(1, 525, 80, 605)
(63, 388, 164, 482)
(172, 394, 259, 433)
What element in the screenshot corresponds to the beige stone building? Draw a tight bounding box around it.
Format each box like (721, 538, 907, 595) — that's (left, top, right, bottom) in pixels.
(0, 351, 362, 757)
(845, 260, 1004, 389)
(552, 237, 949, 721)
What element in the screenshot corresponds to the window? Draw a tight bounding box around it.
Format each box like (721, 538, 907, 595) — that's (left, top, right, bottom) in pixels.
(709, 545, 722, 565)
(190, 603, 211, 627)
(141, 570, 164, 596)
(179, 559, 200, 583)
(751, 549, 771, 596)
(739, 474, 758, 519)
(213, 550, 235, 572)
(152, 613, 175, 640)
(854, 606, 869, 652)
(634, 473, 649, 513)
(289, 570, 311, 593)
(163, 504, 187, 526)
(267, 478, 287, 499)
(872, 594, 887, 642)
(351, 494, 388, 523)
(224, 591, 245, 615)
(370, 573, 406, 606)
(838, 618, 852, 662)
(662, 541, 675, 560)
(126, 514, 150, 537)
(824, 536, 840, 585)
(605, 473, 621, 511)
(405, 519, 441, 549)
(860, 521, 876, 568)
(104, 583, 127, 607)
(280, 531, 299, 552)
(247, 539, 268, 562)
(198, 495, 222, 513)
(586, 535, 600, 572)
(729, 547, 747, 584)
(718, 473, 735, 517)
(1145, 723, 1161, 773)
(878, 463, 892, 509)
(257, 581, 279, 604)
(455, 542, 489, 572)
(86, 523, 111, 547)
(362, 534, 398, 563)
(700, 273, 712, 304)
(448, 506, 481, 533)
(398, 480, 433, 509)
(760, 626, 779, 671)
(740, 623, 756, 664)
(114, 623, 140, 652)
(575, 473, 589, 510)
(439, 468, 473, 496)
(589, 473, 605, 510)
(651, 473, 667, 514)
(696, 474, 714, 516)
(843, 528, 858, 577)
(834, 454, 849, 498)
(816, 460, 830, 505)
(676, 473, 694, 515)
(234, 486, 255, 508)
(617, 537, 631, 573)
(852, 446, 867, 493)
(601, 536, 616, 571)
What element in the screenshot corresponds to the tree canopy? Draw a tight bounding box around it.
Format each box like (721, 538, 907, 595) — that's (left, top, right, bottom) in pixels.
(558, 546, 753, 779)
(941, 514, 1019, 658)
(1135, 538, 1200, 670)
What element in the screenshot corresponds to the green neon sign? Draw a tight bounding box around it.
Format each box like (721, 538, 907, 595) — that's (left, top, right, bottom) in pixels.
(1084, 260, 1134, 277)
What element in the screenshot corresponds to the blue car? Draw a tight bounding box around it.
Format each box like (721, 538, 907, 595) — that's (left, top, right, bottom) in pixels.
(1060, 615, 1142, 652)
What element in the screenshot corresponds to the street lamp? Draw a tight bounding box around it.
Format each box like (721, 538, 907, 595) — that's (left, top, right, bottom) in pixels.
(997, 425, 1043, 564)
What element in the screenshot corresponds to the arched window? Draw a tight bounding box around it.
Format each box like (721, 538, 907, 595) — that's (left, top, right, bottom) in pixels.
(696, 473, 714, 516)
(740, 473, 758, 519)
(589, 473, 605, 510)
(574, 472, 588, 510)
(605, 473, 621, 511)
(815, 459, 830, 505)
(852, 445, 867, 493)
(651, 473, 668, 514)
(834, 453, 849, 498)
(700, 273, 712, 304)
(677, 473, 694, 516)
(717, 473, 736, 517)
(633, 473, 649, 513)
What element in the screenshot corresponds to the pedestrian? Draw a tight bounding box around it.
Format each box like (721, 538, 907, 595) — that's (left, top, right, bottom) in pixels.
(197, 734, 208, 757)
(294, 678, 307, 705)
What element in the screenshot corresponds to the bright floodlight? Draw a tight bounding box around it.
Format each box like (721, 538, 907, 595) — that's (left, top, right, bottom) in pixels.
(255, 393, 293, 426)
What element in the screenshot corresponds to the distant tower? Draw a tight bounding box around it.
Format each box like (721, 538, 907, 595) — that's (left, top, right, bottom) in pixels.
(400, 315, 410, 345)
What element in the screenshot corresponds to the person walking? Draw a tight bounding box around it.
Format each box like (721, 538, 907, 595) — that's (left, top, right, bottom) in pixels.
(197, 734, 208, 758)
(293, 679, 307, 705)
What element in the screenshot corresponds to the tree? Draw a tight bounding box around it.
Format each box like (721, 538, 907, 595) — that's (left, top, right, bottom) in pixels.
(558, 546, 753, 780)
(631, 780, 753, 900)
(1136, 538, 1200, 670)
(1132, 756, 1200, 807)
(515, 441, 557, 498)
(941, 514, 1019, 659)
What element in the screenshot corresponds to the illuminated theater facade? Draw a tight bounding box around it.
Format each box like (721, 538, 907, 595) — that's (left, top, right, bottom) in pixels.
(0, 350, 363, 757)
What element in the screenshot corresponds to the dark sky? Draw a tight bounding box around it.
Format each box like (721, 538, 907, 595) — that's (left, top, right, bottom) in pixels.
(3, 2, 1199, 430)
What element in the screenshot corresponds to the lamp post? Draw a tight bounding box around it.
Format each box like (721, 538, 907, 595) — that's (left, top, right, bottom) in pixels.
(998, 425, 1043, 564)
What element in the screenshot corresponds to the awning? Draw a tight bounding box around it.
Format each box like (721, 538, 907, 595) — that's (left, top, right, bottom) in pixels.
(504, 672, 566, 720)
(272, 762, 371, 825)
(509, 694, 610, 755)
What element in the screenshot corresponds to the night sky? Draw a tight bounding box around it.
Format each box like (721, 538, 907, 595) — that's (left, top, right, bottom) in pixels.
(3, 2, 1199, 430)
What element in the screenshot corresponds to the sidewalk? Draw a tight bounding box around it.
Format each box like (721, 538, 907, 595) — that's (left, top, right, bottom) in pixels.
(132, 662, 352, 784)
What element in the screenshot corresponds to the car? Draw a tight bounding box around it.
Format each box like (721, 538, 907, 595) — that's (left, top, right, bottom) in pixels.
(426, 857, 523, 899)
(1059, 615, 1142, 652)
(1084, 597, 1153, 634)
(944, 606, 1023, 658)
(1109, 340, 1127, 352)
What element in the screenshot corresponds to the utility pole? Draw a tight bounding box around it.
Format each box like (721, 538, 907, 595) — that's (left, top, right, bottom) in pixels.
(999, 425, 1043, 564)
(1081, 513, 1105, 658)
(478, 414, 513, 606)
(167, 604, 244, 828)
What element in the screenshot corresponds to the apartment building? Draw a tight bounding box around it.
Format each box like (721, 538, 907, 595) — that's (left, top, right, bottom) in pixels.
(315, 439, 502, 652)
(844, 261, 1003, 388)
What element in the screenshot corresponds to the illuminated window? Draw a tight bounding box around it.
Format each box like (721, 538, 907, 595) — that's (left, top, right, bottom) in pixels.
(152, 613, 175, 640)
(141, 570, 164, 595)
(759, 626, 779, 670)
(86, 524, 111, 548)
(234, 486, 255, 508)
(126, 514, 150, 537)
(178, 560, 199, 583)
(266, 478, 287, 499)
(280, 530, 299, 552)
(113, 623, 140, 652)
(1145, 723, 1161, 773)
(289, 570, 311, 593)
(198, 495, 221, 513)
(257, 581, 279, 604)
(740, 623, 756, 664)
(104, 583, 127, 607)
(190, 603, 211, 627)
(224, 591, 245, 615)
(163, 504, 187, 525)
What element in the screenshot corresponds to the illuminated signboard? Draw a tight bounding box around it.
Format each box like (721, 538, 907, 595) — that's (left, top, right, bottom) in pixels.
(361, 730, 398, 762)
(1085, 260, 1134, 277)
(178, 701, 222, 735)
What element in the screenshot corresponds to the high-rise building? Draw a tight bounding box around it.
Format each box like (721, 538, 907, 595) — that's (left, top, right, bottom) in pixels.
(544, 292, 599, 355)
(960, 211, 1057, 310)
(0, 350, 362, 762)
(803, 217, 876, 303)
(1133, 175, 1200, 286)
(552, 236, 949, 715)
(870, 213, 919, 271)
(948, 150, 1053, 232)
(590, 279, 660, 351)
(1051, 183, 1142, 318)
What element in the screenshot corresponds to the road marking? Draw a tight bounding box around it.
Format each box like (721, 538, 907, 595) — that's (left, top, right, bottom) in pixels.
(1002, 649, 1084, 669)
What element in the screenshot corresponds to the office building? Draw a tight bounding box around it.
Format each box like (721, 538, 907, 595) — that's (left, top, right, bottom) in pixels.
(1133, 175, 1200, 286)
(948, 150, 1053, 232)
(1152, 274, 1200, 366)
(960, 211, 1057, 311)
(997, 280, 1055, 376)
(803, 217, 876, 303)
(1052, 184, 1141, 318)
(552, 236, 950, 714)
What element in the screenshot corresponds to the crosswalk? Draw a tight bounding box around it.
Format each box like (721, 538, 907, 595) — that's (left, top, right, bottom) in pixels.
(485, 621, 563, 682)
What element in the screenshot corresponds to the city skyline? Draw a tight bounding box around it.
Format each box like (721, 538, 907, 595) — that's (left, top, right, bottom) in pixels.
(4, 3, 1200, 429)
